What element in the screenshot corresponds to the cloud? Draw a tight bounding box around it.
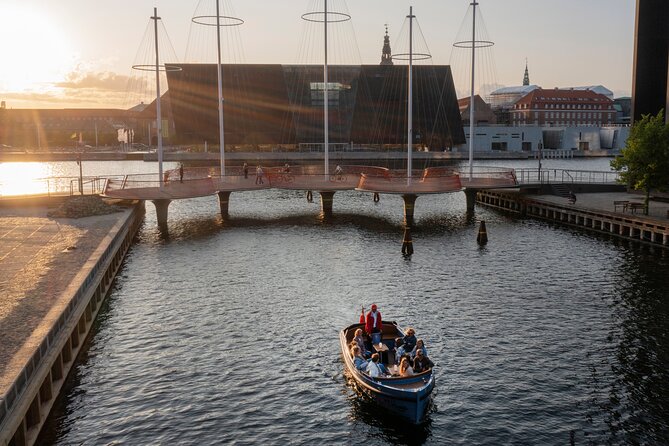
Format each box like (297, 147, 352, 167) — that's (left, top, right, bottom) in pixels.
(55, 71, 135, 92)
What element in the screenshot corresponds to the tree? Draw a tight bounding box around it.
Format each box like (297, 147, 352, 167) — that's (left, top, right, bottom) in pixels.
(611, 110, 669, 215)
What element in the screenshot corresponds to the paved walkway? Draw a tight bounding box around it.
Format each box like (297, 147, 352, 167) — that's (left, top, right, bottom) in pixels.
(532, 192, 669, 221)
(0, 206, 129, 394)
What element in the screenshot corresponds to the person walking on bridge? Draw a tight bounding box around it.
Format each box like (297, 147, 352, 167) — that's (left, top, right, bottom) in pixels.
(255, 165, 264, 185)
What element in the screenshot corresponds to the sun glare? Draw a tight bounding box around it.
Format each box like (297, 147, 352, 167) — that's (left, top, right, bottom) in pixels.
(0, 163, 57, 196)
(0, 5, 75, 92)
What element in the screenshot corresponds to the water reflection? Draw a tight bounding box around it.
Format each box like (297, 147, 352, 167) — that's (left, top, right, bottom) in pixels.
(590, 250, 669, 444)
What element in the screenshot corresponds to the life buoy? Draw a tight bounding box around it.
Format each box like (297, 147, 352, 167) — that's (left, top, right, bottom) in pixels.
(373, 192, 380, 203)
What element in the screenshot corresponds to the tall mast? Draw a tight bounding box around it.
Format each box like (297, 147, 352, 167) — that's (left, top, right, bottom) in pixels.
(152, 8, 164, 190)
(216, 0, 225, 175)
(468, 1, 477, 180)
(324, 0, 329, 177)
(407, 7, 414, 180)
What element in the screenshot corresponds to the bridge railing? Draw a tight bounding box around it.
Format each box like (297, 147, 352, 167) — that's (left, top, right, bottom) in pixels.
(455, 166, 518, 188)
(514, 168, 620, 185)
(0, 176, 121, 198)
(357, 170, 462, 194)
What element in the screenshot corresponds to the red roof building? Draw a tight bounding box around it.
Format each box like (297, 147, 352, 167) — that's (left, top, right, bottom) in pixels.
(511, 88, 615, 127)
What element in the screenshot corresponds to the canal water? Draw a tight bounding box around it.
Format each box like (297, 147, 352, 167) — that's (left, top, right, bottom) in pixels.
(18, 159, 669, 445)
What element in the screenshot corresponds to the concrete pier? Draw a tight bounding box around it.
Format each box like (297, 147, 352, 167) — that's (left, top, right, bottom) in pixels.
(402, 194, 417, 227)
(319, 191, 335, 217)
(0, 201, 145, 445)
(151, 199, 171, 227)
(476, 190, 669, 248)
(217, 191, 231, 218)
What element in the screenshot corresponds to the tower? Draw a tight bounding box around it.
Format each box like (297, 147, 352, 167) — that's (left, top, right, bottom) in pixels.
(632, 0, 669, 123)
(380, 25, 393, 66)
(522, 60, 530, 86)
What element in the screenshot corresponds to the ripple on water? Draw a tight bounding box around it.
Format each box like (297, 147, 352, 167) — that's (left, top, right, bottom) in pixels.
(36, 187, 669, 445)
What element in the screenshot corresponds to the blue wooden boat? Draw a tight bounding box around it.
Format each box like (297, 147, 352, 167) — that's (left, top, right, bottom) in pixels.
(340, 321, 435, 424)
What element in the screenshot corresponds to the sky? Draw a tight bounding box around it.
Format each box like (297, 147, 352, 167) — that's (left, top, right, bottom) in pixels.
(0, 0, 636, 109)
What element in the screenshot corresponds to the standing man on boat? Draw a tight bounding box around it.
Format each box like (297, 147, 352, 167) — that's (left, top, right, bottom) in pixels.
(364, 304, 383, 345)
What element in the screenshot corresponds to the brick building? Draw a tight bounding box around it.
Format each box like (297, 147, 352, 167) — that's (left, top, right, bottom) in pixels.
(511, 88, 616, 127)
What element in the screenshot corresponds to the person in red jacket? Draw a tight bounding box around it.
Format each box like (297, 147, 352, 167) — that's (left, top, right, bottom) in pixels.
(363, 304, 382, 345)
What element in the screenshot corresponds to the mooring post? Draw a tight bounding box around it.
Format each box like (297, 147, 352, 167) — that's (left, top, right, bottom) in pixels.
(402, 194, 417, 227)
(477, 220, 488, 245)
(217, 191, 231, 217)
(319, 191, 335, 217)
(151, 199, 171, 227)
(464, 188, 478, 213)
(402, 226, 414, 256)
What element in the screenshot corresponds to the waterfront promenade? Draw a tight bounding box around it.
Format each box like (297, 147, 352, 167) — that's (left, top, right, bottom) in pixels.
(0, 203, 142, 445)
(0, 207, 128, 389)
(532, 191, 669, 220)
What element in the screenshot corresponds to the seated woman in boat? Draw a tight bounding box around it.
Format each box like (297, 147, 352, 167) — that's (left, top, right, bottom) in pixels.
(399, 356, 414, 377)
(412, 349, 434, 373)
(352, 328, 371, 358)
(410, 339, 428, 359)
(394, 337, 408, 364)
(350, 345, 369, 371)
(402, 328, 417, 353)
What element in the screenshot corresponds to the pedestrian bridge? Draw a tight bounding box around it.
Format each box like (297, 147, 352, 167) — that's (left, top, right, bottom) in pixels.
(101, 164, 519, 226)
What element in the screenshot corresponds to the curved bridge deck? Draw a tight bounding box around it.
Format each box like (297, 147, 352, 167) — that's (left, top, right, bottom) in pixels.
(102, 165, 519, 200)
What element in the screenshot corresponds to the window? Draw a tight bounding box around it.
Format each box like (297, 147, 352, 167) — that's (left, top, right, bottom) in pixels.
(309, 82, 350, 106)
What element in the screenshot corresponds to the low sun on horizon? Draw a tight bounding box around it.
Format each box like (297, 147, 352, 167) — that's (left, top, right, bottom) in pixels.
(0, 4, 77, 106)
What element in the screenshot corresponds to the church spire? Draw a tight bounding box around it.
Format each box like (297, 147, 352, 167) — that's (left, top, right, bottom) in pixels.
(523, 59, 530, 86)
(380, 24, 393, 66)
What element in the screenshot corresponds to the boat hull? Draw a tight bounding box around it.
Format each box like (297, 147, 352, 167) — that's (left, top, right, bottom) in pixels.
(340, 322, 435, 424)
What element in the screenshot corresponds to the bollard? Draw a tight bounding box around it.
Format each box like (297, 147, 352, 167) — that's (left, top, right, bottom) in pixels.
(477, 220, 488, 245)
(401, 227, 414, 256)
(373, 192, 380, 203)
(306, 190, 313, 203)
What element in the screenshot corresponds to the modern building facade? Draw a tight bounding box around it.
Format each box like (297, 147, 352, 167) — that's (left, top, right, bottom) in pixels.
(632, 0, 669, 123)
(164, 63, 465, 149)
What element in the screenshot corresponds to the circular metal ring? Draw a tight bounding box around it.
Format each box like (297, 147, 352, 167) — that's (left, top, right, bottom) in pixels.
(192, 15, 244, 27)
(452, 40, 495, 49)
(301, 11, 351, 23)
(132, 64, 183, 72)
(391, 52, 432, 61)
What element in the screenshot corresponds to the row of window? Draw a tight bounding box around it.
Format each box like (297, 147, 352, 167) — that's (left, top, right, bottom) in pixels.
(513, 111, 609, 119)
(516, 102, 611, 110)
(512, 120, 605, 127)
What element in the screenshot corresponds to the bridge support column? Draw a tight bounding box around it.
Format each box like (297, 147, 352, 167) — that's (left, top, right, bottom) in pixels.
(217, 191, 231, 218)
(319, 191, 335, 217)
(464, 188, 478, 213)
(402, 194, 417, 227)
(151, 199, 171, 227)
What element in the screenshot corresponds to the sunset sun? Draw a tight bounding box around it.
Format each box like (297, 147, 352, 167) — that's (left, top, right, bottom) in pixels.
(0, 4, 75, 92)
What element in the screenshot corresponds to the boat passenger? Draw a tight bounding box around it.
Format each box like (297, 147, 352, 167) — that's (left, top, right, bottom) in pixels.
(394, 337, 408, 364)
(402, 328, 417, 353)
(284, 163, 290, 173)
(399, 356, 414, 377)
(366, 353, 383, 378)
(410, 339, 428, 359)
(365, 304, 383, 345)
(412, 349, 434, 373)
(353, 328, 371, 358)
(350, 345, 368, 371)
